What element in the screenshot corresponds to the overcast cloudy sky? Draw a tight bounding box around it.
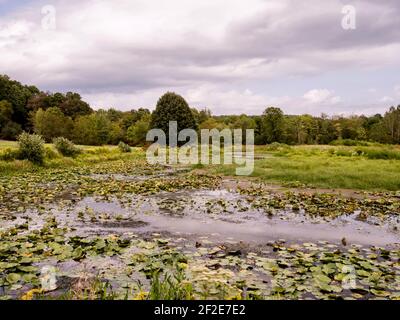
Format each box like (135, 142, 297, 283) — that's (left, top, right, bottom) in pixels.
(0, 0, 399, 115)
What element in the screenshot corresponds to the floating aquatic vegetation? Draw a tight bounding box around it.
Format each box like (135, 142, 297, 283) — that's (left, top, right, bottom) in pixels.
(1, 155, 399, 300)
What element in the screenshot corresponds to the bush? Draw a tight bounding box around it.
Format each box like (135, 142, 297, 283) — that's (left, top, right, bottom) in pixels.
(17, 132, 45, 164)
(53, 137, 81, 157)
(118, 141, 131, 153)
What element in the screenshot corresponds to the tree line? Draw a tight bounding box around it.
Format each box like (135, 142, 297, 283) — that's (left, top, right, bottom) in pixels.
(1, 74, 399, 146)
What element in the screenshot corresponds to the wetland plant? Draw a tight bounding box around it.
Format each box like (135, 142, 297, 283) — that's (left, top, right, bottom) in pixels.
(148, 268, 193, 300)
(17, 132, 45, 164)
(53, 137, 81, 157)
(118, 141, 131, 153)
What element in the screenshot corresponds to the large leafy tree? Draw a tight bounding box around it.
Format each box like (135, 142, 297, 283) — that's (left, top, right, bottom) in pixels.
(73, 112, 111, 146)
(0, 100, 13, 128)
(383, 106, 400, 144)
(261, 107, 285, 143)
(0, 75, 40, 128)
(0, 100, 22, 139)
(231, 114, 256, 143)
(34, 107, 74, 142)
(127, 114, 151, 145)
(122, 108, 151, 130)
(150, 92, 197, 144)
(191, 107, 211, 127)
(59, 92, 93, 118)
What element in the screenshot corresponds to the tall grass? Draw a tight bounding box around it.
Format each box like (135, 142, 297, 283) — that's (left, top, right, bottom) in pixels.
(212, 145, 400, 191)
(148, 269, 193, 300)
(0, 144, 142, 175)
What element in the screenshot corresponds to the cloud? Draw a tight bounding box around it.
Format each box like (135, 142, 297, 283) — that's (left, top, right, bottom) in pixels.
(83, 84, 347, 116)
(394, 85, 400, 96)
(0, 20, 32, 38)
(0, 0, 399, 115)
(83, 84, 290, 115)
(380, 96, 394, 103)
(303, 89, 341, 104)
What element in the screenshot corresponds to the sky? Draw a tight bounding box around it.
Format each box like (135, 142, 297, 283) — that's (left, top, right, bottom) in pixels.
(0, 0, 399, 116)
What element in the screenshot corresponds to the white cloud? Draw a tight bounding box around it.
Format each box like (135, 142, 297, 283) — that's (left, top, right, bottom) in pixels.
(185, 85, 291, 115)
(84, 85, 349, 116)
(0, 20, 31, 38)
(303, 89, 341, 104)
(84, 84, 290, 115)
(380, 96, 394, 103)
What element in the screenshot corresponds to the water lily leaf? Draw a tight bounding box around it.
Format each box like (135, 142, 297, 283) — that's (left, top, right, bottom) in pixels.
(22, 273, 37, 283)
(0, 262, 19, 270)
(317, 283, 342, 293)
(356, 269, 370, 277)
(95, 239, 106, 250)
(314, 274, 331, 284)
(6, 273, 21, 284)
(19, 257, 35, 264)
(18, 266, 38, 273)
(370, 289, 390, 297)
(261, 262, 279, 273)
(358, 261, 374, 271)
(72, 247, 85, 260)
(322, 263, 336, 275)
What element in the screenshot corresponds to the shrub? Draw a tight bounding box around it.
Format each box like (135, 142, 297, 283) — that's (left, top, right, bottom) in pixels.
(118, 141, 131, 153)
(17, 132, 45, 164)
(53, 137, 81, 157)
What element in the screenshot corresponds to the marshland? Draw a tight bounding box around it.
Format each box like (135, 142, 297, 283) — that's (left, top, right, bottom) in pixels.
(0, 139, 399, 300)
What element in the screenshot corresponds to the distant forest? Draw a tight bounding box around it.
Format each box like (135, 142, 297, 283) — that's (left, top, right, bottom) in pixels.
(1, 74, 399, 146)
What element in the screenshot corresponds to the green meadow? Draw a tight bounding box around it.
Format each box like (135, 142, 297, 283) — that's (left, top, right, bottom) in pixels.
(208, 144, 400, 191)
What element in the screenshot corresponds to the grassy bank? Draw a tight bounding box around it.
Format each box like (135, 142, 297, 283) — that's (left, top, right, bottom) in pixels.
(2, 140, 400, 191)
(0, 140, 145, 175)
(209, 144, 400, 191)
